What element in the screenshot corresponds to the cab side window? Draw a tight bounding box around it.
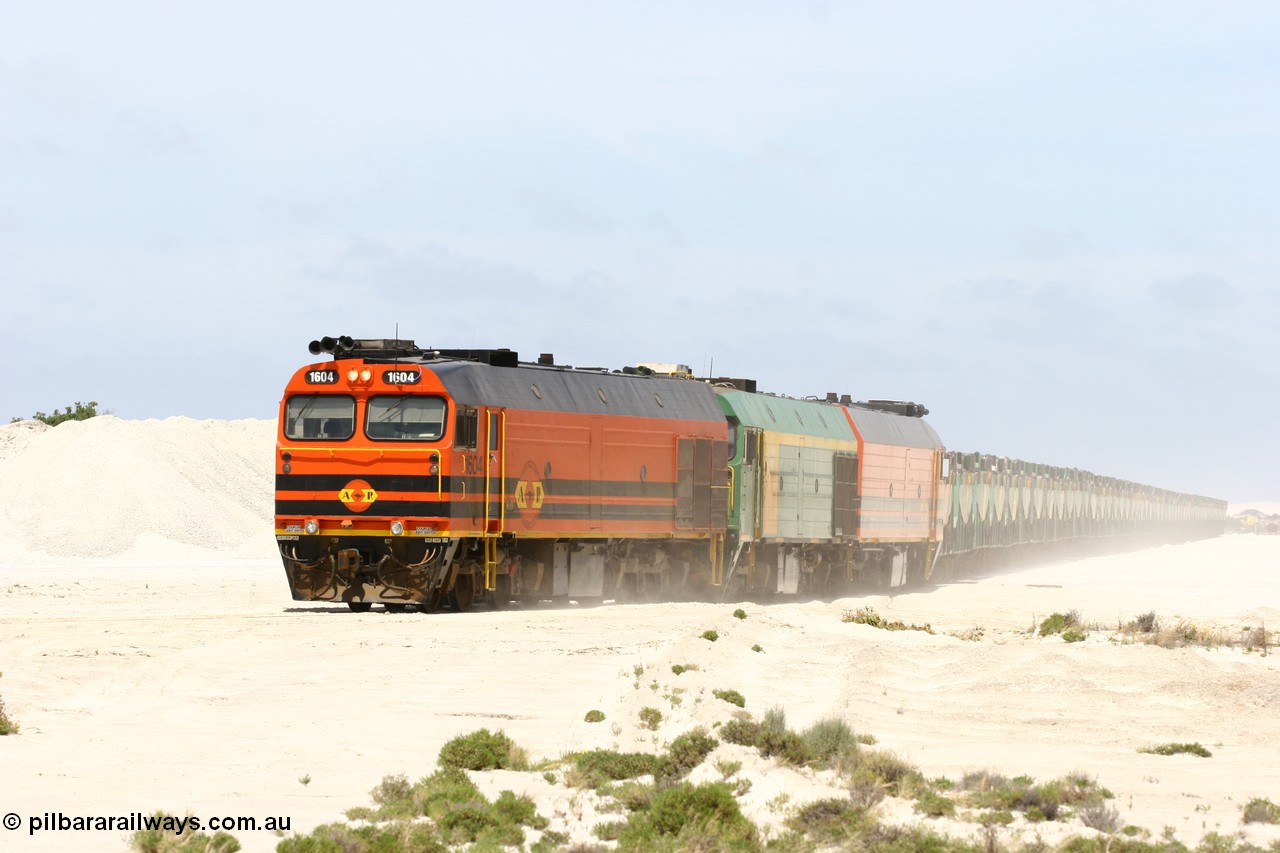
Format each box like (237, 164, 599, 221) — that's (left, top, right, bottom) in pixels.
(455, 407, 478, 449)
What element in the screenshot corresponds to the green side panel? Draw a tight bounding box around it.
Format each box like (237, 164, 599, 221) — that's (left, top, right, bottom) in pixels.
(716, 389, 858, 541)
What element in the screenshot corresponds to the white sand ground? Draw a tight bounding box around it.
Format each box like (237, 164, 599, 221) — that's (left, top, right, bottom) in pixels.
(1, 417, 1279, 852)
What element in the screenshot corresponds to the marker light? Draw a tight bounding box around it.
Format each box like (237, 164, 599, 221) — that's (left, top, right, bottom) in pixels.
(360, 368, 372, 381)
(304, 520, 319, 535)
(347, 369, 359, 382)
(429, 463, 439, 474)
(390, 521, 404, 536)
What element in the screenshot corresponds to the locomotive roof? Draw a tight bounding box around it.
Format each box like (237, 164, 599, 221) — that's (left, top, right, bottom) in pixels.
(716, 388, 943, 449)
(426, 359, 726, 422)
(846, 404, 943, 449)
(714, 389, 852, 440)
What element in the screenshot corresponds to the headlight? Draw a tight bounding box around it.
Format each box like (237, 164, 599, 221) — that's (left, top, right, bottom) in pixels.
(304, 520, 319, 535)
(390, 521, 404, 535)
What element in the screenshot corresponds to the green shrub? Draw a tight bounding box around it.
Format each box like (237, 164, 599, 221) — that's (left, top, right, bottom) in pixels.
(913, 789, 956, 818)
(593, 820, 627, 841)
(733, 608, 747, 620)
(713, 688, 746, 708)
(366, 774, 417, 818)
(786, 797, 871, 843)
(1039, 611, 1080, 636)
(961, 771, 1111, 824)
(761, 705, 787, 735)
(638, 706, 663, 731)
(616, 782, 757, 851)
(573, 750, 660, 787)
(843, 606, 934, 633)
(1138, 742, 1211, 758)
(438, 805, 505, 845)
(438, 728, 527, 770)
(718, 716, 762, 747)
(584, 709, 606, 723)
(801, 717, 861, 766)
(414, 767, 485, 822)
(0, 672, 17, 735)
(671, 663, 698, 675)
(756, 726, 811, 766)
(12, 400, 99, 426)
(1242, 798, 1280, 824)
(313, 770, 549, 851)
(656, 728, 718, 782)
(129, 812, 241, 853)
(751, 644, 763, 653)
(492, 790, 548, 830)
(849, 749, 924, 798)
(1063, 628, 1088, 643)
(701, 629, 719, 642)
(278, 821, 446, 853)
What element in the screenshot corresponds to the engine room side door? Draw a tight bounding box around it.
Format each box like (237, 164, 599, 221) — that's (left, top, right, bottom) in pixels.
(833, 453, 857, 539)
(482, 408, 505, 534)
(737, 427, 762, 540)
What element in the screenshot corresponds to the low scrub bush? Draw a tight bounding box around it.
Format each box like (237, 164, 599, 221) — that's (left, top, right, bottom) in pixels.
(1241, 797, 1280, 824)
(130, 812, 240, 853)
(638, 706, 663, 731)
(14, 400, 99, 426)
(843, 606, 934, 633)
(615, 782, 757, 851)
(719, 715, 762, 747)
(1078, 801, 1122, 833)
(962, 771, 1111, 823)
(292, 768, 550, 851)
(1063, 628, 1088, 643)
(1130, 611, 1159, 633)
(801, 717, 861, 767)
(1039, 611, 1081, 636)
(846, 749, 924, 798)
(786, 798, 872, 844)
(656, 728, 718, 782)
(0, 672, 17, 735)
(733, 608, 748, 619)
(713, 688, 746, 708)
(670, 663, 698, 675)
(701, 629, 720, 642)
(438, 728, 528, 771)
(1138, 742, 1212, 758)
(584, 709, 606, 723)
(756, 726, 811, 766)
(573, 750, 660, 787)
(913, 788, 956, 818)
(278, 821, 445, 853)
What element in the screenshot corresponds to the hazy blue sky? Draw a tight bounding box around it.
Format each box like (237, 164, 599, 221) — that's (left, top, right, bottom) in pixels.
(3, 2, 1276, 501)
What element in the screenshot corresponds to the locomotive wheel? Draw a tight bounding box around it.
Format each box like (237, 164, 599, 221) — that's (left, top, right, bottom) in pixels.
(347, 601, 373, 613)
(450, 573, 475, 612)
(489, 575, 511, 610)
(418, 589, 443, 613)
(383, 602, 408, 613)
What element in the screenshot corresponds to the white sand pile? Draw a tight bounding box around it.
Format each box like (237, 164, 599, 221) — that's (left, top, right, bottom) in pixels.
(0, 416, 277, 563)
